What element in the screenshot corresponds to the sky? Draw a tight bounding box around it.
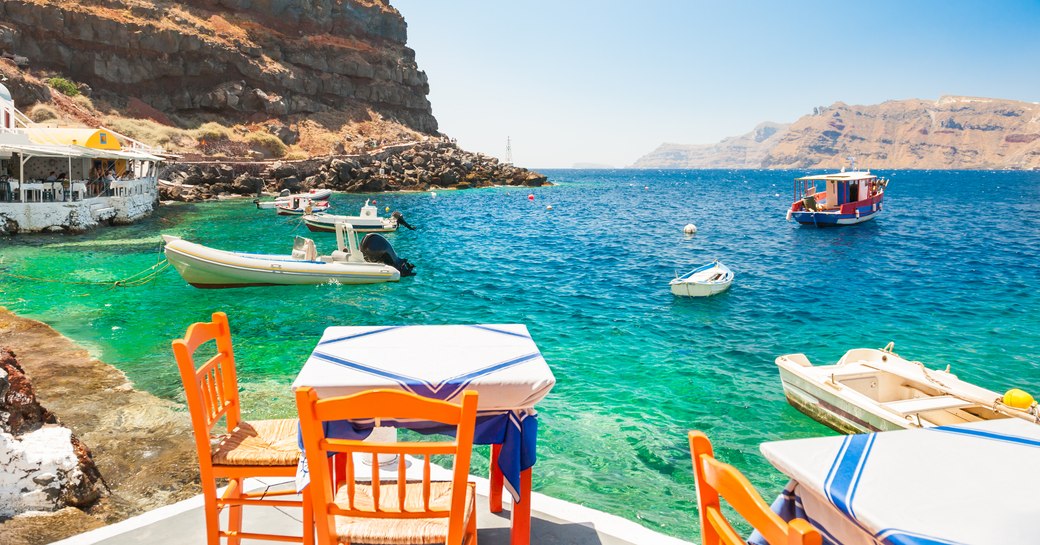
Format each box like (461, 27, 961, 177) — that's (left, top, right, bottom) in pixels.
(393, 1, 1040, 168)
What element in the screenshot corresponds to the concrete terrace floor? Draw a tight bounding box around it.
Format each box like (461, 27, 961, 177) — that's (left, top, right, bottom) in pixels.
(53, 476, 695, 545)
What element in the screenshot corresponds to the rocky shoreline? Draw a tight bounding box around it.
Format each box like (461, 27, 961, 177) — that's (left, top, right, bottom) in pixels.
(0, 308, 199, 545)
(160, 139, 549, 202)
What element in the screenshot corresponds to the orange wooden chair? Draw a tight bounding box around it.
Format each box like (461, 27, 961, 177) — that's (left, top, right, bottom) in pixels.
(295, 387, 479, 545)
(688, 431, 820, 545)
(173, 312, 313, 545)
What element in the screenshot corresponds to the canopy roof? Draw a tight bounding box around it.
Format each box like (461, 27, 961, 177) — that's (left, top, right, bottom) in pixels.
(24, 127, 122, 150)
(796, 171, 877, 182)
(0, 142, 163, 161)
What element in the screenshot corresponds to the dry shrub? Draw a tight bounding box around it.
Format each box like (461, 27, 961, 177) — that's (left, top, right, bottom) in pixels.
(246, 132, 287, 158)
(283, 150, 308, 160)
(192, 122, 233, 141)
(103, 116, 190, 147)
(29, 104, 59, 122)
(71, 94, 95, 112)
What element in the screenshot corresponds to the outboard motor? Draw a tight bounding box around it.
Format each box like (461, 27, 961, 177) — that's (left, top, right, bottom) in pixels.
(391, 211, 416, 230)
(279, 188, 291, 197)
(360, 233, 416, 277)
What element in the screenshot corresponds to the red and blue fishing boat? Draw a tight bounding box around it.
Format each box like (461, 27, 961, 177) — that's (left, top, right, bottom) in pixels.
(786, 167, 888, 227)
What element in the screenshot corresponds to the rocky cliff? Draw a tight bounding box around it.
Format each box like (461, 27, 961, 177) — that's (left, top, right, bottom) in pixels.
(632, 97, 1040, 170)
(0, 0, 436, 134)
(630, 122, 789, 168)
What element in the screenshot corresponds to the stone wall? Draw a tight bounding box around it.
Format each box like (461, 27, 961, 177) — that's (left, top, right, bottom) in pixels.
(161, 140, 549, 201)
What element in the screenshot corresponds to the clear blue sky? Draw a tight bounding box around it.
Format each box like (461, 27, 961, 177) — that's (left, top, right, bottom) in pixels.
(394, 1, 1040, 168)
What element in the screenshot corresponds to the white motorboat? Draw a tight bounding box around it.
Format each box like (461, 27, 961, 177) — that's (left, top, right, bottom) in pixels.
(302, 200, 414, 233)
(776, 343, 1038, 434)
(254, 188, 333, 209)
(275, 196, 330, 216)
(163, 222, 415, 288)
(670, 260, 733, 297)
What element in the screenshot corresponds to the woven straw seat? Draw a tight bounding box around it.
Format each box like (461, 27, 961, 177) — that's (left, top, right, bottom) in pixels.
(212, 419, 300, 466)
(332, 481, 475, 544)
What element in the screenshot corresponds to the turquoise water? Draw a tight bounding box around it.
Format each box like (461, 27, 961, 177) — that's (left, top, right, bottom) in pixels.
(2, 170, 1039, 539)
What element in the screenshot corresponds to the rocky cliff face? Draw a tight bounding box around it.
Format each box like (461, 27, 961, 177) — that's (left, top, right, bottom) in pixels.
(630, 122, 789, 168)
(0, 0, 437, 133)
(632, 97, 1040, 170)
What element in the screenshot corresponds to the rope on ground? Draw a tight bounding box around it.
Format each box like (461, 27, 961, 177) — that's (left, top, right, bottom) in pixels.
(0, 239, 172, 288)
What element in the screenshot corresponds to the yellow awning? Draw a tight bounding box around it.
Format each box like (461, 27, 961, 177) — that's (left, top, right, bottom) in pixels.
(23, 127, 123, 150)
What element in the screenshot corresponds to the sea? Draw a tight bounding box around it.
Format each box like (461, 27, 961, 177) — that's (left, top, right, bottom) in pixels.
(1, 169, 1038, 539)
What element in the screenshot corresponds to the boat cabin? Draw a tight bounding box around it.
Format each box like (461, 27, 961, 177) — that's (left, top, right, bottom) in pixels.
(791, 171, 884, 212)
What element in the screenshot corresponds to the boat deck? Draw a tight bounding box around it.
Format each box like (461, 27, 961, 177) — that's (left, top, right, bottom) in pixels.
(54, 477, 692, 545)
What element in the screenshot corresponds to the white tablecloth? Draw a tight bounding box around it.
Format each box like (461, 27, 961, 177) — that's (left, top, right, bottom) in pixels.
(760, 419, 1040, 545)
(292, 324, 556, 410)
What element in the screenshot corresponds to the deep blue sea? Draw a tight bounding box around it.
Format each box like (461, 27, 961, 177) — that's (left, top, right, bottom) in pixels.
(1, 169, 1039, 539)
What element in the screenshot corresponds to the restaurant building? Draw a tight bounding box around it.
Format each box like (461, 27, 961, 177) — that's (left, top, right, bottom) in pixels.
(0, 83, 166, 234)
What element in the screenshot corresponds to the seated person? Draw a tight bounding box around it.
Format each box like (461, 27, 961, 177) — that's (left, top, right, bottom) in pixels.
(46, 171, 57, 182)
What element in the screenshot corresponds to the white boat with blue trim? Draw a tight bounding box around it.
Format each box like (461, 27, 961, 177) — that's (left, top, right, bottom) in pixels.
(670, 260, 733, 297)
(786, 167, 888, 226)
(776, 343, 1038, 434)
(163, 222, 414, 288)
(302, 200, 413, 233)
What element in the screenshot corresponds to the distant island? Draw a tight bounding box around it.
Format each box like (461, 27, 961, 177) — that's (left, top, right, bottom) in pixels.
(631, 96, 1040, 170)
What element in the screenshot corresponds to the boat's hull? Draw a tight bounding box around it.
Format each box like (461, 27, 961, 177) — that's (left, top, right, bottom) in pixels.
(777, 364, 905, 434)
(164, 239, 399, 288)
(276, 204, 329, 216)
(303, 215, 396, 233)
(669, 281, 731, 297)
(790, 208, 880, 226)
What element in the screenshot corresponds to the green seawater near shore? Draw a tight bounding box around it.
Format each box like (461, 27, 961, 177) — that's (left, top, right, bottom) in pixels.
(1, 169, 1038, 539)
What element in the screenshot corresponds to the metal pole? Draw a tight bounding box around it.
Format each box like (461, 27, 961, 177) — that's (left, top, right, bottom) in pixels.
(19, 152, 25, 203)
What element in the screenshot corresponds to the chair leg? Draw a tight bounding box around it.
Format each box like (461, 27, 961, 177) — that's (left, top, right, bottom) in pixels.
(302, 487, 315, 545)
(201, 478, 222, 545)
(227, 478, 243, 545)
(467, 493, 478, 544)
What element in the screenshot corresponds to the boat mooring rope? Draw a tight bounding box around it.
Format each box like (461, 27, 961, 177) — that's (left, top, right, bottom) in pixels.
(0, 239, 171, 288)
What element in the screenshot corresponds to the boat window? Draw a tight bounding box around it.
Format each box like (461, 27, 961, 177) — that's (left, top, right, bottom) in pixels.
(849, 181, 859, 202)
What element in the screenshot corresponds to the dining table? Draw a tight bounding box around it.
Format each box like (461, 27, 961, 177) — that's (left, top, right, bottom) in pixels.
(291, 324, 556, 545)
(755, 418, 1040, 545)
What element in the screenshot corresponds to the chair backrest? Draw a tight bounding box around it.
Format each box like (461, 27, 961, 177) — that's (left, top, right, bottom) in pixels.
(296, 387, 478, 545)
(172, 312, 242, 470)
(688, 431, 821, 545)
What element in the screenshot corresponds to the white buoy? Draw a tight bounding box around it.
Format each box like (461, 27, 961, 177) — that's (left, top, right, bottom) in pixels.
(644, 186, 649, 190)
(546, 205, 553, 211)
(431, 191, 437, 198)
(683, 223, 697, 235)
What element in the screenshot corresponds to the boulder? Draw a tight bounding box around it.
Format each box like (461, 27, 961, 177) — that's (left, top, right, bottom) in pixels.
(0, 348, 105, 517)
(231, 173, 264, 195)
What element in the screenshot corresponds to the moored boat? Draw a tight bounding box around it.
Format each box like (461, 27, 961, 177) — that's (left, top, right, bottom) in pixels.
(670, 260, 733, 297)
(786, 166, 888, 226)
(302, 199, 413, 233)
(275, 197, 330, 216)
(776, 343, 1038, 434)
(163, 222, 415, 288)
(254, 188, 333, 209)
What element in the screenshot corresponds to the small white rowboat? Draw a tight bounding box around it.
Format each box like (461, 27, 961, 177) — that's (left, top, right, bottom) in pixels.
(776, 343, 1039, 434)
(670, 260, 733, 297)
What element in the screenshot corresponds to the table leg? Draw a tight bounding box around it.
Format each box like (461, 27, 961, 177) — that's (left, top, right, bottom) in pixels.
(489, 443, 503, 513)
(510, 468, 532, 545)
